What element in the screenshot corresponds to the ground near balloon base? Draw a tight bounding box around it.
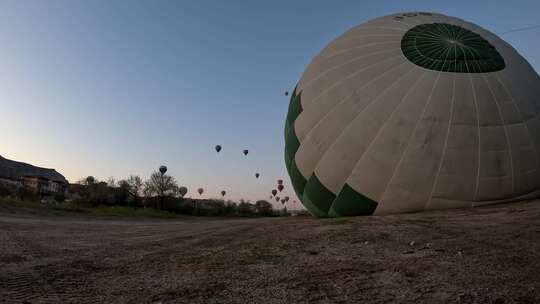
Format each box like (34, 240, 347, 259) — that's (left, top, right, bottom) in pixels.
(1, 201, 539, 303)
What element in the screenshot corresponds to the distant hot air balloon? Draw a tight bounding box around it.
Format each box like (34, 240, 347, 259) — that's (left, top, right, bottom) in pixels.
(271, 189, 277, 196)
(285, 196, 290, 202)
(275, 196, 280, 202)
(255, 173, 260, 178)
(179, 186, 188, 197)
(198, 188, 204, 195)
(86, 176, 95, 185)
(281, 199, 286, 204)
(215, 145, 222, 153)
(270, 195, 273, 199)
(277, 179, 283, 185)
(221, 190, 226, 197)
(284, 91, 289, 96)
(159, 165, 167, 175)
(243, 149, 249, 156)
(277, 184, 284, 192)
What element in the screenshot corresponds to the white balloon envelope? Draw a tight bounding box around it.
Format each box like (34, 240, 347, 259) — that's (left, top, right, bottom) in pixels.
(285, 12, 540, 217)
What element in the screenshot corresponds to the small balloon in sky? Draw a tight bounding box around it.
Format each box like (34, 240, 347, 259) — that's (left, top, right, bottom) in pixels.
(215, 145, 222, 153)
(198, 188, 204, 195)
(277, 184, 284, 192)
(179, 186, 188, 197)
(159, 165, 167, 175)
(243, 149, 249, 156)
(221, 190, 226, 197)
(255, 173, 260, 178)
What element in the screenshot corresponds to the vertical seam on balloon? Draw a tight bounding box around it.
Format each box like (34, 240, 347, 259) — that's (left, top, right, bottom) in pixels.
(300, 46, 402, 91)
(341, 67, 427, 198)
(299, 52, 404, 105)
(499, 65, 540, 114)
(321, 38, 401, 60)
(493, 73, 540, 173)
(298, 61, 410, 181)
(346, 26, 408, 33)
(483, 74, 515, 194)
(423, 30, 462, 210)
(319, 40, 399, 61)
(297, 57, 409, 147)
(301, 25, 408, 72)
(324, 34, 404, 48)
(469, 75, 481, 203)
(298, 43, 399, 109)
(379, 72, 442, 207)
(461, 38, 470, 73)
(425, 75, 456, 210)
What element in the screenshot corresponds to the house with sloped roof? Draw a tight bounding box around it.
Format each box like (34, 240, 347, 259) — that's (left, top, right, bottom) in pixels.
(0, 155, 68, 195)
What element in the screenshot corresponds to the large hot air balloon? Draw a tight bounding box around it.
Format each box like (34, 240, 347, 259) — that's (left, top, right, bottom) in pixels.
(285, 12, 540, 217)
(179, 186, 188, 197)
(243, 149, 249, 156)
(271, 189, 277, 196)
(198, 188, 204, 195)
(255, 173, 260, 178)
(215, 145, 222, 153)
(277, 179, 283, 185)
(277, 184, 284, 192)
(221, 190, 226, 197)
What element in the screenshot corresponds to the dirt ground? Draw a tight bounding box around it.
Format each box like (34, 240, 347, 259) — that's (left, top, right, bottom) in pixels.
(0, 201, 539, 304)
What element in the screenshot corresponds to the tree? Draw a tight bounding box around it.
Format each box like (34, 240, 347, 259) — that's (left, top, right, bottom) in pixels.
(237, 201, 254, 216)
(143, 171, 179, 209)
(255, 200, 273, 216)
(118, 175, 143, 208)
(106, 177, 117, 187)
(76, 176, 96, 186)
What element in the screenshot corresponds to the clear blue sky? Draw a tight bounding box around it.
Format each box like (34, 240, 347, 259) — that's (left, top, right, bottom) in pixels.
(1, 0, 539, 205)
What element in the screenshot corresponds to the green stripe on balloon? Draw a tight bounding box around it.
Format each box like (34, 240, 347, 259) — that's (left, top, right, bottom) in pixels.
(329, 184, 378, 217)
(301, 189, 329, 218)
(284, 89, 302, 137)
(287, 157, 307, 200)
(284, 86, 308, 204)
(303, 174, 336, 216)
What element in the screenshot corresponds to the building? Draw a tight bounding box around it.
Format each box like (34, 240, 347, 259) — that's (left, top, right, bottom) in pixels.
(20, 175, 67, 196)
(0, 155, 68, 196)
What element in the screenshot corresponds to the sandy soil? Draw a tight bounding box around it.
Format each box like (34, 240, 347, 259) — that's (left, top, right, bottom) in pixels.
(0, 201, 539, 304)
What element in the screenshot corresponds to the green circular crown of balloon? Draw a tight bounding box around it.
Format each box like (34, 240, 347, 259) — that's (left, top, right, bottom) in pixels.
(401, 23, 505, 73)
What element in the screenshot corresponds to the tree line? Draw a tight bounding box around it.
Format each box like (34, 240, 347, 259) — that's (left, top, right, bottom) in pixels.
(70, 170, 278, 217)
